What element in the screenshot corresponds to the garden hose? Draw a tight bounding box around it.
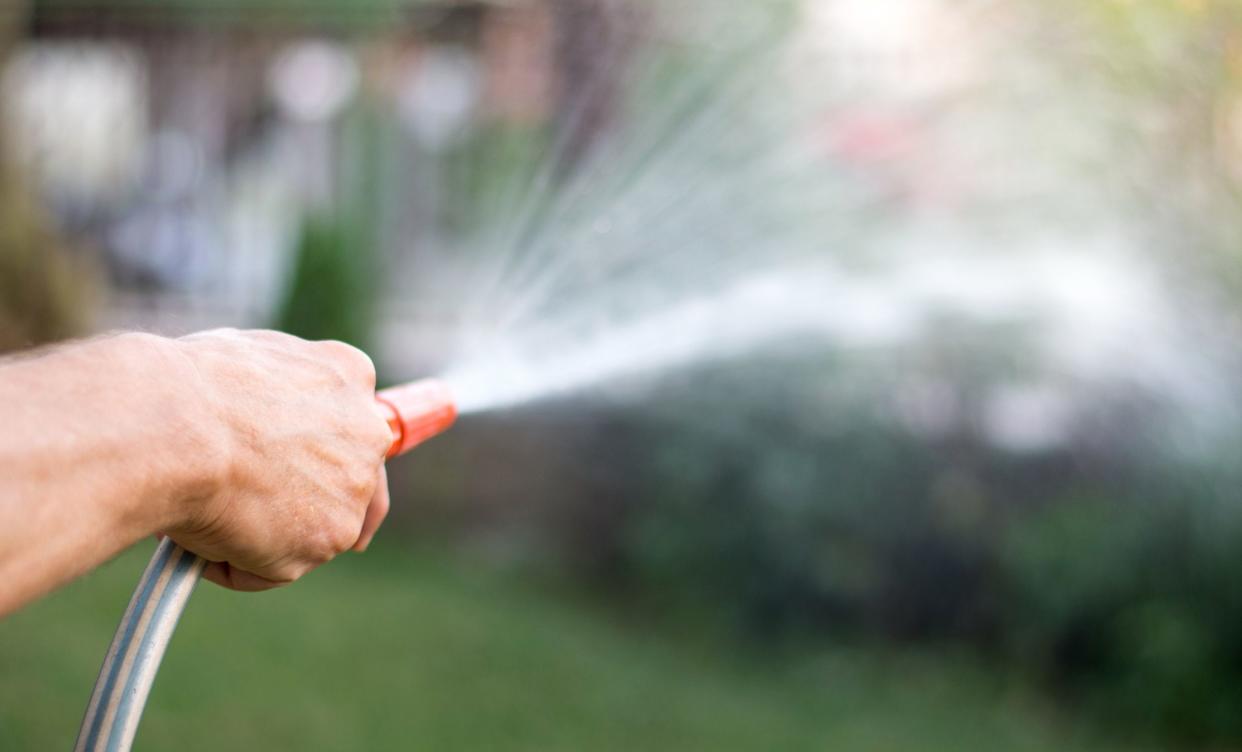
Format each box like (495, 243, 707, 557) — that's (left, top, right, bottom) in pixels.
(74, 380, 457, 752)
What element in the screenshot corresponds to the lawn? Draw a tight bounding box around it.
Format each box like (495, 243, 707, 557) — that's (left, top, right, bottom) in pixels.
(1, 541, 1148, 751)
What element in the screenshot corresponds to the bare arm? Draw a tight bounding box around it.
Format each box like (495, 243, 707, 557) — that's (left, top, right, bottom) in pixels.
(0, 330, 394, 616)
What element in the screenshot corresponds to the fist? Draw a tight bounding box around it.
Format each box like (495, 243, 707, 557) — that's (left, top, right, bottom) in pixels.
(166, 329, 394, 591)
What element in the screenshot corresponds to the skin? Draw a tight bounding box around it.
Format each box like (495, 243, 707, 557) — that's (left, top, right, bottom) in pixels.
(0, 329, 394, 617)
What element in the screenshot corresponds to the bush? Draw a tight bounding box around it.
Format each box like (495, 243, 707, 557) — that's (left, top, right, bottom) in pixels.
(999, 484, 1242, 741)
(273, 103, 388, 350)
(586, 365, 1242, 741)
(274, 213, 374, 350)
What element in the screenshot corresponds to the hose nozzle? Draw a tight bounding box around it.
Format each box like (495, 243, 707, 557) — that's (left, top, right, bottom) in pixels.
(376, 379, 457, 458)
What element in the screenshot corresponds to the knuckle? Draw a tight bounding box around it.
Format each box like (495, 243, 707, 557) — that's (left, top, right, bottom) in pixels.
(267, 561, 307, 584)
(319, 340, 376, 386)
(349, 481, 372, 507)
(306, 535, 337, 565)
(310, 513, 361, 558)
(349, 465, 379, 499)
(366, 416, 395, 455)
(329, 516, 361, 553)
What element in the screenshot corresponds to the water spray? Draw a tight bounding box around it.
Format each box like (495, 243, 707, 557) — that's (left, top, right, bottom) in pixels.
(74, 379, 457, 752)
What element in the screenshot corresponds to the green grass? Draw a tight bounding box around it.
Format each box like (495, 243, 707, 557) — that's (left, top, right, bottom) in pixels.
(0, 541, 1148, 751)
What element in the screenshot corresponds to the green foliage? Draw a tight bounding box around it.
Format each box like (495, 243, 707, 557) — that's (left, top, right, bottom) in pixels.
(998, 490, 1242, 741)
(559, 363, 1242, 742)
(274, 103, 390, 350)
(274, 213, 375, 351)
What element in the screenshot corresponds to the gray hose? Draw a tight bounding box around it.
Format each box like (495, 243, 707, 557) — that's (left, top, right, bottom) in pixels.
(75, 539, 205, 752)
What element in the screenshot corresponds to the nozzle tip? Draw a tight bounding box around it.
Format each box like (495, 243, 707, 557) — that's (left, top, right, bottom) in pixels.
(376, 378, 458, 458)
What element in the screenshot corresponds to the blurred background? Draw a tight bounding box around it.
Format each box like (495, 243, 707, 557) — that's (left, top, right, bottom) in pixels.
(5, 0, 1242, 749)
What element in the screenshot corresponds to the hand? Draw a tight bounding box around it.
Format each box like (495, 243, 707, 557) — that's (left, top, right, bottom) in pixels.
(165, 329, 393, 591)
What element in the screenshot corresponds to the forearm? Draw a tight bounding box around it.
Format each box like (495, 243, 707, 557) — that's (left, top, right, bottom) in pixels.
(0, 328, 392, 609)
(0, 334, 220, 616)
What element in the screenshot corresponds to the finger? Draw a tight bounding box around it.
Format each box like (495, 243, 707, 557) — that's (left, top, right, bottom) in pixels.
(201, 561, 288, 592)
(370, 400, 399, 454)
(353, 465, 390, 552)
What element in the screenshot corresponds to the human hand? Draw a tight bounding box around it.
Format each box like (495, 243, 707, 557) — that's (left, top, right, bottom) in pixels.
(165, 329, 393, 591)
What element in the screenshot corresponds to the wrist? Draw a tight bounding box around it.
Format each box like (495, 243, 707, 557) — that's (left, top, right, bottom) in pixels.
(110, 333, 229, 535)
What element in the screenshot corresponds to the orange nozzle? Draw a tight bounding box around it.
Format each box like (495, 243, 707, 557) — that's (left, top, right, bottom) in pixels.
(375, 379, 457, 459)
